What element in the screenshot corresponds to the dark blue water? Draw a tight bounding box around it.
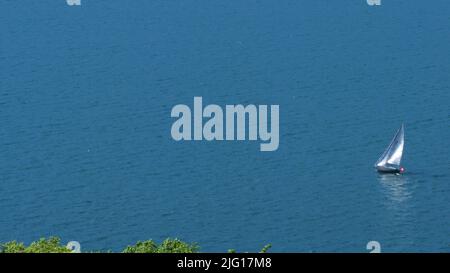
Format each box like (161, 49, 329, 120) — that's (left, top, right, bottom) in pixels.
(1, 0, 449, 252)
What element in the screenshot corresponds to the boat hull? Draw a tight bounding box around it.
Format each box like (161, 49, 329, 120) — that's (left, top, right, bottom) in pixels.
(376, 165, 400, 173)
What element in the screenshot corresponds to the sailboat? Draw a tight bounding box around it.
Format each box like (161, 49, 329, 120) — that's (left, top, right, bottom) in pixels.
(374, 124, 405, 173)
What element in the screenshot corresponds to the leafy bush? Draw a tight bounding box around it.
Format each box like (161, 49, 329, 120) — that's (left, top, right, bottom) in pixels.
(0, 237, 70, 253)
(0, 241, 26, 253)
(25, 237, 71, 253)
(228, 244, 272, 254)
(122, 240, 158, 253)
(259, 244, 272, 253)
(156, 238, 199, 253)
(123, 238, 199, 253)
(1, 237, 269, 253)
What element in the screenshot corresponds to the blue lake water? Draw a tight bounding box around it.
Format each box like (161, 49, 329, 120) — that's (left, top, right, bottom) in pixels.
(1, 1, 449, 252)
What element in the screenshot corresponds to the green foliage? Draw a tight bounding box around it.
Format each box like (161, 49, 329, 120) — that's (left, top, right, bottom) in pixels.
(123, 238, 199, 253)
(0, 241, 26, 253)
(157, 238, 199, 253)
(1, 237, 269, 253)
(25, 237, 71, 253)
(123, 240, 158, 253)
(0, 237, 70, 253)
(227, 244, 272, 254)
(259, 244, 272, 253)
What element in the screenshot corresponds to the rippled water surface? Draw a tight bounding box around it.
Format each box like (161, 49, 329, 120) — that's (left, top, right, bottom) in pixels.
(1, 1, 449, 252)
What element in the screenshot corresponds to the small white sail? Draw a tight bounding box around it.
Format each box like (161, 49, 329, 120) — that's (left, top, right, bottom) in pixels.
(375, 124, 404, 171)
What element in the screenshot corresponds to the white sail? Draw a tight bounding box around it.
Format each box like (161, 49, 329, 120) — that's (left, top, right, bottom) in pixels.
(375, 124, 404, 171)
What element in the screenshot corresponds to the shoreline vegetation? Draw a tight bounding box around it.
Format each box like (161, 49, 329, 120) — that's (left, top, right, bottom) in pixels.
(0, 237, 272, 253)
